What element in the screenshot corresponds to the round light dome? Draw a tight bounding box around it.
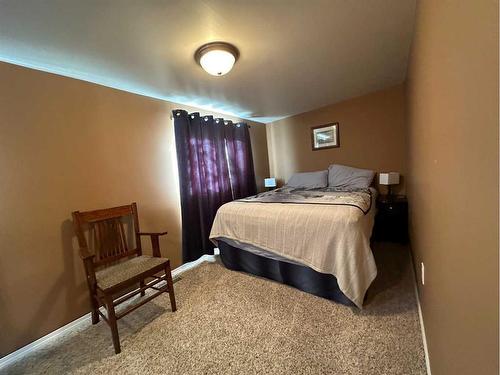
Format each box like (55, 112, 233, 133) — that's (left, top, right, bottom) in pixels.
(195, 42, 239, 76)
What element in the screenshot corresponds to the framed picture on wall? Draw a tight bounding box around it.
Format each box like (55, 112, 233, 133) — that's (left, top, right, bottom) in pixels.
(311, 123, 340, 150)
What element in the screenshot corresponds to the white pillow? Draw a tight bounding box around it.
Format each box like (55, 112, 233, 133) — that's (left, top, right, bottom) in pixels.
(328, 164, 375, 189)
(286, 170, 328, 188)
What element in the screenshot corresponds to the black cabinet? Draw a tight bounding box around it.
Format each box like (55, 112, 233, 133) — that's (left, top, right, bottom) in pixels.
(372, 195, 409, 243)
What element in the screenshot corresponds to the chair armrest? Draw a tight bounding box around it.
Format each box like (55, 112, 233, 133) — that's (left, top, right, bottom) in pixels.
(137, 231, 168, 257)
(79, 247, 95, 260)
(138, 231, 168, 236)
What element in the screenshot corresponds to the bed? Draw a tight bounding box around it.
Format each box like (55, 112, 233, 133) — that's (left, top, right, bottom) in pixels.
(209, 166, 378, 308)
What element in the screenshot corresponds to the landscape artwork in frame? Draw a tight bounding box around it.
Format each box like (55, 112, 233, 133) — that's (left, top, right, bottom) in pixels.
(311, 123, 340, 150)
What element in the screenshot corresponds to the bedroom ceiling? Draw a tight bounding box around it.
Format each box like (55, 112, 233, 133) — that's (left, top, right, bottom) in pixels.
(0, 0, 416, 123)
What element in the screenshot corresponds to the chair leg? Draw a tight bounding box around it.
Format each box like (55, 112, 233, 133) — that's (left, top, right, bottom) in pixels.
(104, 295, 121, 354)
(165, 262, 177, 312)
(91, 304, 99, 325)
(139, 280, 146, 297)
(89, 292, 99, 325)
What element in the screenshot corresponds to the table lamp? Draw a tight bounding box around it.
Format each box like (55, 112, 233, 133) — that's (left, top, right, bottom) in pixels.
(379, 172, 400, 197)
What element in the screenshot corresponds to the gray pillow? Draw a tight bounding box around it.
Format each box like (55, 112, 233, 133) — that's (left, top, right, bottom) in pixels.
(328, 164, 375, 189)
(286, 170, 328, 188)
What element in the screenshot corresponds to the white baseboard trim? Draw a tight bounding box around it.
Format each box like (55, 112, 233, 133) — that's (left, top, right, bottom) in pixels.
(409, 251, 432, 375)
(171, 248, 219, 278)
(0, 249, 220, 370)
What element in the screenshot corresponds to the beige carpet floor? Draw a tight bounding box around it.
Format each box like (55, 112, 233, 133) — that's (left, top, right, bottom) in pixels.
(4, 243, 426, 374)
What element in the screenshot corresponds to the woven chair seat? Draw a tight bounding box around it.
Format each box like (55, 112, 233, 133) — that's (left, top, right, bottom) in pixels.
(96, 255, 168, 290)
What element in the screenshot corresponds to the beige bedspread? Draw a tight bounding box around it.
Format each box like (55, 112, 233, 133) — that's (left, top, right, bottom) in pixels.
(209, 189, 377, 308)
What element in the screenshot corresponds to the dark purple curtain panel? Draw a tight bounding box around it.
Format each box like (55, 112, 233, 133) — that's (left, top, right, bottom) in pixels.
(226, 122, 257, 198)
(173, 110, 256, 262)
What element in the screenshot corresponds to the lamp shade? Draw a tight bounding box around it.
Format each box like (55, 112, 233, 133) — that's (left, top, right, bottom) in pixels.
(379, 172, 400, 185)
(264, 178, 277, 188)
(195, 42, 239, 76)
(200, 50, 236, 76)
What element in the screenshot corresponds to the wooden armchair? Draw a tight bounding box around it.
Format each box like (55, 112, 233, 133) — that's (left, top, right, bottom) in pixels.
(72, 202, 176, 354)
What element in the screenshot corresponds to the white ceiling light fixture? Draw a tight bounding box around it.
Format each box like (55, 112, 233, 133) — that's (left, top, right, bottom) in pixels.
(195, 42, 239, 76)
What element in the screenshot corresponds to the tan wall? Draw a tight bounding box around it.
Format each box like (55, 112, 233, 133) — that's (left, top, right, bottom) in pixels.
(266, 84, 407, 194)
(0, 62, 269, 356)
(406, 1, 499, 374)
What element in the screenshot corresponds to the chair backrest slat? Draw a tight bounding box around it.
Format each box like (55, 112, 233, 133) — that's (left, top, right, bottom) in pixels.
(73, 203, 142, 266)
(94, 218, 127, 261)
(93, 249, 138, 267)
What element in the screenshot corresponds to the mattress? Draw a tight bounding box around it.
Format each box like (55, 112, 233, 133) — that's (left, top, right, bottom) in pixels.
(218, 237, 304, 265)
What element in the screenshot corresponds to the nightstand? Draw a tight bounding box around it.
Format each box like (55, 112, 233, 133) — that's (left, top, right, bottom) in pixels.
(372, 195, 409, 243)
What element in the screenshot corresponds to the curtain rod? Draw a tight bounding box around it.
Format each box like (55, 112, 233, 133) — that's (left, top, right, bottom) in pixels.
(169, 114, 251, 128)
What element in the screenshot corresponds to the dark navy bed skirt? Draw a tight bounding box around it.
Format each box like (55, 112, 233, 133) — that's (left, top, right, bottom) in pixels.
(218, 240, 355, 307)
